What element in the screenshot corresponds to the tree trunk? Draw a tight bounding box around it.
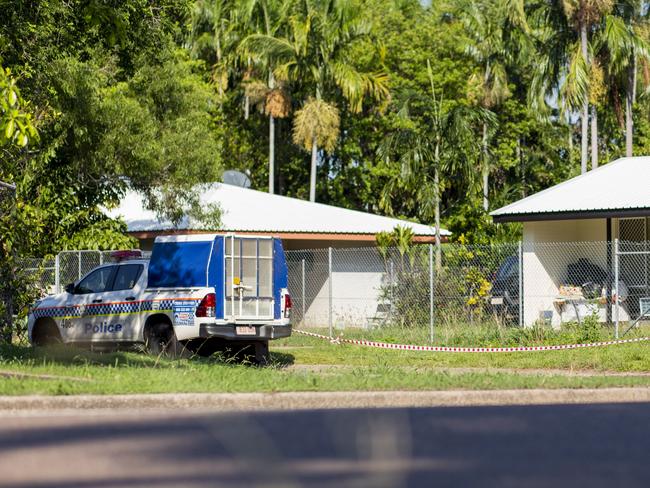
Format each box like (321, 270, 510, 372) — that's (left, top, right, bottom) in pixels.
(591, 105, 598, 170)
(517, 137, 525, 198)
(269, 114, 275, 194)
(309, 136, 318, 202)
(626, 58, 635, 157)
(215, 35, 224, 99)
(580, 22, 589, 174)
(482, 122, 489, 211)
(268, 71, 275, 194)
(245, 56, 251, 120)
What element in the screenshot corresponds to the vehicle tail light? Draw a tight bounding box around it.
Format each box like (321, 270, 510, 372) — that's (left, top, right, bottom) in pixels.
(283, 293, 292, 318)
(196, 293, 216, 318)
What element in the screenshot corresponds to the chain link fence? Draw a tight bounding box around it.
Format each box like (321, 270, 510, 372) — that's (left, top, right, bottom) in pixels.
(19, 250, 151, 297)
(286, 244, 520, 341)
(287, 241, 650, 341)
(14, 241, 650, 344)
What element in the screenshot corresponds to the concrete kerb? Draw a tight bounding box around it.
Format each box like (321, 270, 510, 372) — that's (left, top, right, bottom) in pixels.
(1, 388, 650, 416)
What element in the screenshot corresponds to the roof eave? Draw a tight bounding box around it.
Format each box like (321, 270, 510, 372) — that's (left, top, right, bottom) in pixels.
(492, 207, 650, 223)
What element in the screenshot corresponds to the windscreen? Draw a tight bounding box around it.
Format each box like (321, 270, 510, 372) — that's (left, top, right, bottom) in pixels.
(147, 240, 213, 288)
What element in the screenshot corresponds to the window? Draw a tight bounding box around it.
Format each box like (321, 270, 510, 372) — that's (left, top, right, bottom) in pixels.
(112, 264, 144, 291)
(76, 266, 116, 294)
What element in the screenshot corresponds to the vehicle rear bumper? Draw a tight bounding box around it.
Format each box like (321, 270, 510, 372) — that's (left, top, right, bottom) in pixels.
(199, 324, 292, 341)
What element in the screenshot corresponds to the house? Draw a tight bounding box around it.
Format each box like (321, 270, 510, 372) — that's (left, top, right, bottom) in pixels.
(491, 156, 650, 327)
(108, 183, 448, 250)
(107, 183, 450, 328)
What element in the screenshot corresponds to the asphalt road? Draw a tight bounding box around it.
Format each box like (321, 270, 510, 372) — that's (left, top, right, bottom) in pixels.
(1, 402, 649, 488)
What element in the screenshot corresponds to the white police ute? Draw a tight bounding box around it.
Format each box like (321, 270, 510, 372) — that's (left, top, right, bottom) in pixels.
(28, 234, 292, 363)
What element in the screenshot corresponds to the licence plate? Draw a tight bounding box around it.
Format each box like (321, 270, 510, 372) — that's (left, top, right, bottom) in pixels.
(236, 326, 257, 336)
(491, 297, 504, 305)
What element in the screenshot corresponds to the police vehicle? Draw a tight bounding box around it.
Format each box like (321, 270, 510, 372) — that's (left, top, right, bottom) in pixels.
(28, 234, 292, 363)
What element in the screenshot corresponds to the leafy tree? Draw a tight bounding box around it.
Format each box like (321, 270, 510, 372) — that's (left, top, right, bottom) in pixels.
(380, 60, 493, 268)
(598, 2, 650, 157)
(243, 0, 389, 202)
(0, 66, 38, 147)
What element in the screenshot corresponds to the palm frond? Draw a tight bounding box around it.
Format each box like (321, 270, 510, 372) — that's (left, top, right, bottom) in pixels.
(562, 41, 590, 111)
(292, 98, 340, 152)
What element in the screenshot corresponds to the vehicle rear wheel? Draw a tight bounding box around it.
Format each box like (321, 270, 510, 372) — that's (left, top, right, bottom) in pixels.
(222, 340, 270, 365)
(145, 322, 182, 358)
(254, 340, 270, 365)
(185, 338, 222, 357)
(32, 319, 62, 347)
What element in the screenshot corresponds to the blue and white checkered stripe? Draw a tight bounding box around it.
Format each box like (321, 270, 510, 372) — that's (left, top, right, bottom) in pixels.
(33, 298, 201, 320)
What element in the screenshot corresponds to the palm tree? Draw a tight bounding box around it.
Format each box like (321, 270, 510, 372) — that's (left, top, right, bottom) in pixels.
(528, 0, 612, 173)
(242, 0, 389, 202)
(379, 61, 493, 269)
(191, 0, 287, 195)
(239, 0, 287, 194)
(189, 0, 240, 100)
(457, 0, 528, 211)
(599, 3, 650, 157)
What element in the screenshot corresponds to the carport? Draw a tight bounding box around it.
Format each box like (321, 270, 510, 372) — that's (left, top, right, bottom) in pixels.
(491, 157, 650, 329)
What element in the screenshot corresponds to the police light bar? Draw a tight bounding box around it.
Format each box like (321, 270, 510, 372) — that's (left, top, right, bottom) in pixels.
(111, 250, 142, 261)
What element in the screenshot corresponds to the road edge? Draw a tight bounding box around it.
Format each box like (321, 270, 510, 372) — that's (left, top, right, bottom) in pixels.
(1, 387, 650, 415)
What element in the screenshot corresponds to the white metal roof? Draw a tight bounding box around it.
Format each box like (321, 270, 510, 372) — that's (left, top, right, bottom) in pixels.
(491, 156, 650, 222)
(106, 183, 448, 237)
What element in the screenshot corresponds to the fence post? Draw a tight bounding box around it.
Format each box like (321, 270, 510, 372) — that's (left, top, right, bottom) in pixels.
(301, 258, 305, 325)
(518, 241, 524, 327)
(389, 259, 394, 304)
(429, 244, 434, 344)
(614, 238, 620, 339)
(328, 247, 333, 339)
(54, 253, 60, 294)
(78, 251, 82, 281)
(99, 251, 104, 266)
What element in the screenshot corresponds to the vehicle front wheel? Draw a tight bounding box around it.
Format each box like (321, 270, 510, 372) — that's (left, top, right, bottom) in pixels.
(31, 319, 62, 347)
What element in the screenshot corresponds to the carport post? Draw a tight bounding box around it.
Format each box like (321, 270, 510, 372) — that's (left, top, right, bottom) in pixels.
(429, 244, 434, 343)
(328, 247, 333, 339)
(615, 238, 620, 339)
(518, 241, 523, 327)
(301, 259, 305, 324)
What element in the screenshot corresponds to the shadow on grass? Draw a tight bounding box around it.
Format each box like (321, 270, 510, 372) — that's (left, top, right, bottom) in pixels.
(0, 344, 295, 370)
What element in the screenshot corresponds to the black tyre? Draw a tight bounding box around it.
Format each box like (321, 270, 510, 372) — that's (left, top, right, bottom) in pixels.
(185, 338, 222, 358)
(31, 319, 62, 347)
(221, 340, 270, 365)
(254, 340, 270, 365)
(145, 322, 182, 358)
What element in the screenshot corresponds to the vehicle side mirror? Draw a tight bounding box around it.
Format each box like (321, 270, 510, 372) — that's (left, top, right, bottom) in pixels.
(65, 283, 75, 294)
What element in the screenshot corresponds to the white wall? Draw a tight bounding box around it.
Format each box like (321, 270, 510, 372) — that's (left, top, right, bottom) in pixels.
(303, 271, 384, 328)
(522, 219, 627, 326)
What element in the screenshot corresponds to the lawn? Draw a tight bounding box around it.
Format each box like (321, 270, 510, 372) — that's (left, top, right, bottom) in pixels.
(0, 324, 649, 396)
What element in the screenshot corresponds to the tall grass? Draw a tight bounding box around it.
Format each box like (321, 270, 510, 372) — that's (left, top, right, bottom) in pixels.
(300, 316, 647, 348)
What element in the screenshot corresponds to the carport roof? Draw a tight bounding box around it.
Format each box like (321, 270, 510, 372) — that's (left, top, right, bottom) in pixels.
(491, 157, 650, 222)
(106, 183, 449, 237)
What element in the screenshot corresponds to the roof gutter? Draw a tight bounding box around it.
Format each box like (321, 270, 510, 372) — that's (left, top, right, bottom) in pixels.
(492, 207, 650, 223)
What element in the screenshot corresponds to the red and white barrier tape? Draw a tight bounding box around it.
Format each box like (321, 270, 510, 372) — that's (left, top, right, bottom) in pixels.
(294, 329, 650, 353)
